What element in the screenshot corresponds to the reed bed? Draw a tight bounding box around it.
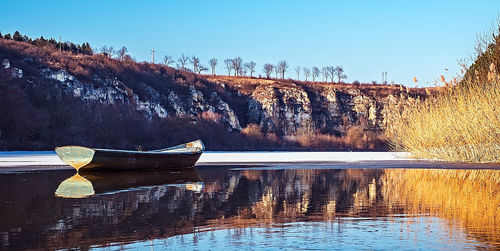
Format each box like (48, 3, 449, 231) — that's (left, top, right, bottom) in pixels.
(386, 76, 500, 163)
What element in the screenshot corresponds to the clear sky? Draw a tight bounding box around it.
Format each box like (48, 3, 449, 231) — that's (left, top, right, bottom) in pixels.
(1, 0, 499, 86)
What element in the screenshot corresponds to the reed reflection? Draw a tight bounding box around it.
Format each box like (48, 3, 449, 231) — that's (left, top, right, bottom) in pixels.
(381, 169, 500, 246)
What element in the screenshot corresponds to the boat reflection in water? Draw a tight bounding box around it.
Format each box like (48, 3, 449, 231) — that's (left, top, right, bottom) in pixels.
(0, 166, 498, 250)
(55, 169, 202, 198)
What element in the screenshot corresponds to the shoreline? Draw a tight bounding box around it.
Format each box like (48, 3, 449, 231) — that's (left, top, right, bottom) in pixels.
(0, 151, 498, 172)
(0, 151, 411, 167)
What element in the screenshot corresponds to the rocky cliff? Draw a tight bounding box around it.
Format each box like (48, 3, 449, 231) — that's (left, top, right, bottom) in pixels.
(0, 38, 425, 149)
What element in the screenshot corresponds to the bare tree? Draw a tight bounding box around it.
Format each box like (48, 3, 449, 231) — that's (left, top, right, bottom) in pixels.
(312, 67, 320, 82)
(224, 58, 233, 75)
(178, 54, 189, 69)
(232, 57, 243, 76)
(321, 67, 327, 82)
(327, 66, 336, 83)
(100, 46, 114, 57)
(197, 64, 208, 74)
(295, 66, 301, 80)
(334, 66, 347, 83)
(117, 46, 127, 60)
(277, 60, 288, 79)
(274, 66, 280, 78)
(209, 58, 217, 75)
(303, 67, 311, 81)
(245, 61, 256, 77)
(263, 64, 274, 78)
(163, 55, 174, 66)
(190, 56, 200, 73)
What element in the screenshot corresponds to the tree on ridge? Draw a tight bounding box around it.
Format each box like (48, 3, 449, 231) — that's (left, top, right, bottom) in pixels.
(209, 58, 217, 75)
(303, 67, 311, 81)
(263, 64, 274, 78)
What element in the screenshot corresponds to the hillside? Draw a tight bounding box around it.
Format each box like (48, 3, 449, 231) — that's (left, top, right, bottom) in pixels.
(0, 37, 427, 150)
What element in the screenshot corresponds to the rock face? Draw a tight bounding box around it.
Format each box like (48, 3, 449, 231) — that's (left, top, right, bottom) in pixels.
(34, 67, 242, 130)
(240, 80, 409, 136)
(1, 53, 414, 137)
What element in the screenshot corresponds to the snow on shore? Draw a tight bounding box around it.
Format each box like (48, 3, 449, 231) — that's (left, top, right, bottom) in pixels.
(0, 151, 410, 167)
(197, 152, 411, 163)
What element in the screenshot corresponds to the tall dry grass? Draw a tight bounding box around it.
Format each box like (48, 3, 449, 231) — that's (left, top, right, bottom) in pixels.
(386, 74, 499, 162)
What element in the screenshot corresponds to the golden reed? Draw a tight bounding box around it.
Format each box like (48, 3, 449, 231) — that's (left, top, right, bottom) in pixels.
(386, 70, 499, 163)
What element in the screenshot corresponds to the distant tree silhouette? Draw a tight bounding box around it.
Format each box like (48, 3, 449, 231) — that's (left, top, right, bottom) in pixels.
(3, 33, 11, 39)
(263, 64, 274, 78)
(277, 60, 288, 79)
(303, 67, 310, 81)
(100, 46, 115, 57)
(274, 65, 280, 78)
(224, 58, 233, 75)
(163, 55, 174, 66)
(190, 56, 200, 73)
(13, 31, 24, 42)
(245, 61, 256, 77)
(312, 67, 320, 82)
(321, 67, 327, 82)
(327, 66, 336, 83)
(81, 42, 93, 55)
(178, 54, 189, 70)
(232, 57, 243, 76)
(117, 46, 127, 60)
(295, 66, 301, 80)
(209, 58, 217, 75)
(197, 64, 208, 74)
(334, 66, 347, 83)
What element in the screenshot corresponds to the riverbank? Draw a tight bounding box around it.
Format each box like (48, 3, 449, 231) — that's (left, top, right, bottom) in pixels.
(0, 151, 498, 173)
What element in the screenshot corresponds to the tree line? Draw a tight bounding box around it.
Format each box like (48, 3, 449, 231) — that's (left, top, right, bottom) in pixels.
(0, 31, 348, 83)
(1, 31, 93, 55)
(163, 54, 348, 83)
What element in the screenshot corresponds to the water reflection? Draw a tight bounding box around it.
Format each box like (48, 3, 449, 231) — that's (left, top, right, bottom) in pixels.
(55, 173, 94, 198)
(55, 170, 202, 198)
(0, 167, 498, 250)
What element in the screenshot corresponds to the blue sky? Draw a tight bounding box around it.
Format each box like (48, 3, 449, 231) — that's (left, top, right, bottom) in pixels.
(1, 0, 499, 86)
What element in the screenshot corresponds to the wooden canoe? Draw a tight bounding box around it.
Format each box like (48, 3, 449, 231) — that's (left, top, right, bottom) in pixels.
(55, 140, 204, 171)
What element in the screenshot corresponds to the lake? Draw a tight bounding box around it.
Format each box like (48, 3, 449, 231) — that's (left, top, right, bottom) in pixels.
(0, 164, 499, 250)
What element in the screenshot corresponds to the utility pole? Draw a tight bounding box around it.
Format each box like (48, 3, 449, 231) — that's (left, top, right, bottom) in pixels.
(151, 50, 155, 64)
(382, 71, 388, 84)
(59, 36, 62, 53)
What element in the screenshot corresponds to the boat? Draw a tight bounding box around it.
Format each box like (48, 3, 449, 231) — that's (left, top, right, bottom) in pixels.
(55, 140, 204, 171)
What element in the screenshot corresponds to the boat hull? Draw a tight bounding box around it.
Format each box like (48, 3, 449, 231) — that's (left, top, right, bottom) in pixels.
(83, 151, 202, 171)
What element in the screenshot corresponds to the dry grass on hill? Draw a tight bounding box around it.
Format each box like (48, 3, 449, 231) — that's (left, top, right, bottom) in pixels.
(205, 74, 427, 98)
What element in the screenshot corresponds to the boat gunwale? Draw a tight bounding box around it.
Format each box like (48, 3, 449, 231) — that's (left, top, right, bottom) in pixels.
(55, 140, 205, 156)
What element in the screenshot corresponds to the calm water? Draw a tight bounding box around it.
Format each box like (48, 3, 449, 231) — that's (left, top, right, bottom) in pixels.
(0, 166, 499, 250)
